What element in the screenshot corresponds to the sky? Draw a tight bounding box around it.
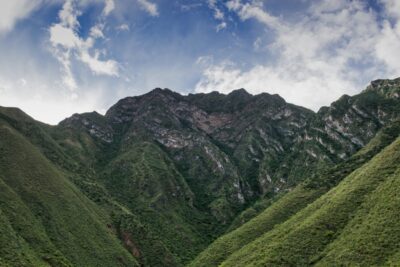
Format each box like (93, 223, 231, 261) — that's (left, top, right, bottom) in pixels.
(0, 0, 399, 124)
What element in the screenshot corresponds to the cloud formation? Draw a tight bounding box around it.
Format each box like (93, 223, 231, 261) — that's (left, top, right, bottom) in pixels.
(137, 0, 159, 17)
(196, 0, 400, 110)
(0, 0, 44, 34)
(49, 0, 119, 93)
(208, 0, 227, 31)
(103, 0, 115, 16)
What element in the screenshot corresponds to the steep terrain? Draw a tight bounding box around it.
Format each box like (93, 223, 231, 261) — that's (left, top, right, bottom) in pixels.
(190, 121, 400, 266)
(0, 108, 138, 266)
(210, 130, 400, 266)
(0, 77, 399, 266)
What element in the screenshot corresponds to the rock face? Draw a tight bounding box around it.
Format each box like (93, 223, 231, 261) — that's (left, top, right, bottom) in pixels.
(61, 79, 400, 207)
(54, 78, 400, 265)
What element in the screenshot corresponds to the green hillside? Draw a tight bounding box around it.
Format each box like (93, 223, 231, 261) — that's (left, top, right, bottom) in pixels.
(220, 136, 400, 266)
(189, 121, 400, 267)
(0, 120, 138, 266)
(192, 127, 400, 266)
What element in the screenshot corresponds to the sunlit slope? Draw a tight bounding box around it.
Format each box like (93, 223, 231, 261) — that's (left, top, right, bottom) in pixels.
(219, 136, 400, 266)
(0, 123, 138, 266)
(190, 122, 400, 267)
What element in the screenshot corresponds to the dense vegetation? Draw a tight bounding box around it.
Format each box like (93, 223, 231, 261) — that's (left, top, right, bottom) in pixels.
(0, 116, 138, 266)
(190, 121, 400, 266)
(218, 136, 400, 266)
(0, 78, 399, 266)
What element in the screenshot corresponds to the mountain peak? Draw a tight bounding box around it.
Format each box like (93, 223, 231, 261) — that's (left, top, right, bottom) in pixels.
(148, 87, 179, 97)
(228, 88, 252, 97)
(150, 87, 169, 93)
(365, 77, 400, 98)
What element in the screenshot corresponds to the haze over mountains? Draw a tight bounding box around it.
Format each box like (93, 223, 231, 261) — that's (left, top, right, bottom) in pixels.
(0, 78, 400, 266)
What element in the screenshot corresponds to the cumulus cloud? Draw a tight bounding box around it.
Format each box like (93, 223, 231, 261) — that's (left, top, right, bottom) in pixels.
(196, 0, 400, 110)
(137, 0, 159, 17)
(0, 0, 43, 34)
(49, 0, 119, 92)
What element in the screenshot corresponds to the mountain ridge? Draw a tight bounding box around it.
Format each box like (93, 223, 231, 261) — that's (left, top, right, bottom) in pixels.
(0, 77, 399, 266)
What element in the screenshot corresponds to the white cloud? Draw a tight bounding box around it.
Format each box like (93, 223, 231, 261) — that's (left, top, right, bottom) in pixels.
(103, 0, 115, 16)
(49, 0, 120, 92)
(375, 0, 400, 72)
(197, 0, 400, 111)
(58, 0, 80, 28)
(380, 0, 400, 20)
(90, 24, 105, 39)
(50, 24, 83, 48)
(208, 0, 228, 32)
(226, 0, 280, 29)
(0, 0, 43, 34)
(80, 50, 119, 76)
(216, 22, 227, 32)
(208, 0, 224, 20)
(375, 21, 400, 72)
(137, 0, 159, 17)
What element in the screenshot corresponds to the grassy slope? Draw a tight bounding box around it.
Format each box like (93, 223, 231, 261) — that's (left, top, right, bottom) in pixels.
(102, 141, 215, 265)
(188, 186, 322, 267)
(316, 167, 400, 265)
(189, 122, 400, 267)
(220, 136, 400, 266)
(0, 107, 214, 266)
(0, 121, 138, 266)
(0, 107, 183, 266)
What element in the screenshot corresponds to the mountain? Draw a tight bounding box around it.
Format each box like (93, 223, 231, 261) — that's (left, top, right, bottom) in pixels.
(0, 108, 138, 267)
(0, 77, 399, 266)
(189, 120, 400, 266)
(192, 122, 400, 266)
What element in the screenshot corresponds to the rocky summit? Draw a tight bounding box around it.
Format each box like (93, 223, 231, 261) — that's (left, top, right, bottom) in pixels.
(0, 78, 400, 266)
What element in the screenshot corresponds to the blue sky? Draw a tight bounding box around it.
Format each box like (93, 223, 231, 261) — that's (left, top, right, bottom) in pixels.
(0, 0, 399, 124)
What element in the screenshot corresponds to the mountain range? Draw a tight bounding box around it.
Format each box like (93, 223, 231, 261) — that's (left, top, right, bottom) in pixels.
(0, 77, 399, 266)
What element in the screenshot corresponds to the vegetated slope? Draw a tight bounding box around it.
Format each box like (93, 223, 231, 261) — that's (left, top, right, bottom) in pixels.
(0, 115, 138, 266)
(101, 142, 213, 265)
(189, 121, 400, 267)
(57, 107, 225, 264)
(0, 109, 189, 265)
(0, 77, 399, 266)
(52, 88, 317, 264)
(217, 130, 400, 266)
